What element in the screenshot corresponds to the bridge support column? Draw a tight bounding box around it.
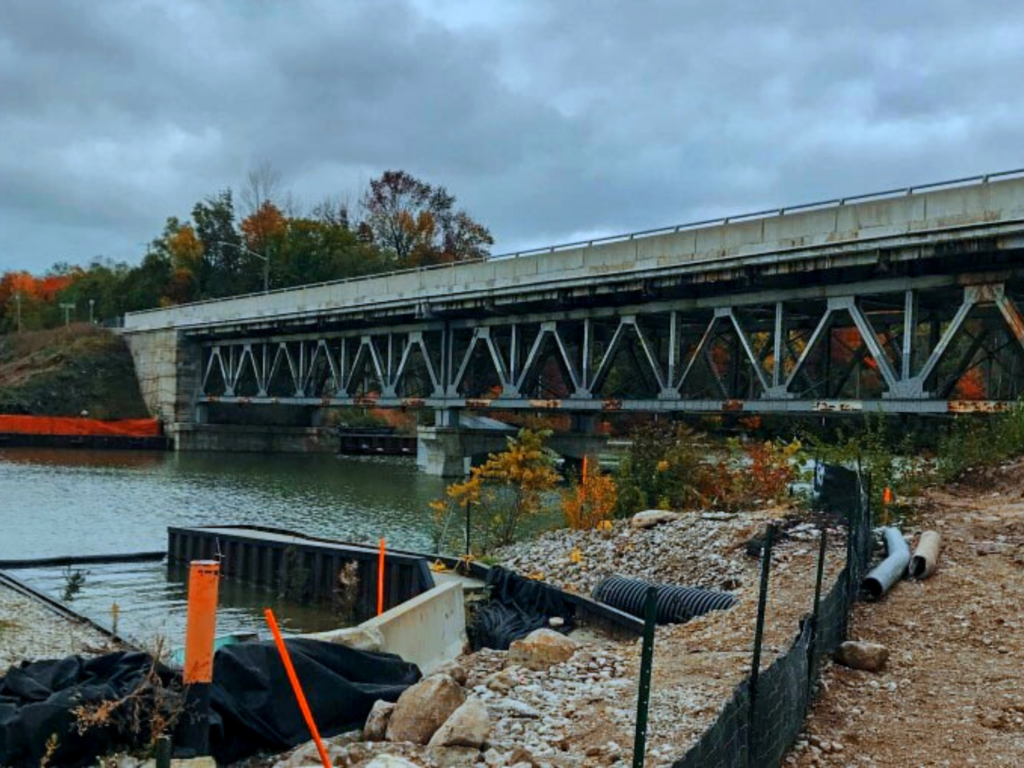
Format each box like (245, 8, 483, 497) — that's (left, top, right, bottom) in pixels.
(416, 410, 610, 477)
(416, 409, 471, 477)
(416, 427, 472, 477)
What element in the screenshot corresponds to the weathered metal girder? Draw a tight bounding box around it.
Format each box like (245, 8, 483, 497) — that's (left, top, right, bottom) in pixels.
(196, 276, 1024, 416)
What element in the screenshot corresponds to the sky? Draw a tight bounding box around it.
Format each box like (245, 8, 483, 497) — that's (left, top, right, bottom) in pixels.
(2, 0, 1023, 271)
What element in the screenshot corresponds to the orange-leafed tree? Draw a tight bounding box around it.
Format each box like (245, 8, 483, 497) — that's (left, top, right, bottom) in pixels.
(561, 460, 617, 530)
(240, 200, 287, 255)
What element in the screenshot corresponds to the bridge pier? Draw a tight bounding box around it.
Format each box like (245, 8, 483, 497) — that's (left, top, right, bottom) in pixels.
(416, 410, 608, 477)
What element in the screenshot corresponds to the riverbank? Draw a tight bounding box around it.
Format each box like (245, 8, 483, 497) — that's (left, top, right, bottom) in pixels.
(0, 582, 112, 669)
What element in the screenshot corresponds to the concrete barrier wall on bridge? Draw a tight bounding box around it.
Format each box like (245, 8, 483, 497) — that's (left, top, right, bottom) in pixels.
(123, 176, 1024, 333)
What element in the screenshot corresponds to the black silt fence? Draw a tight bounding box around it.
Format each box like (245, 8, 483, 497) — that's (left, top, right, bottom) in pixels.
(748, 621, 812, 766)
(670, 464, 873, 768)
(670, 683, 749, 768)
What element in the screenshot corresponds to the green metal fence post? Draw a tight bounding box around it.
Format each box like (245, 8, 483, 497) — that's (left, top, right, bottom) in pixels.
(806, 528, 828, 704)
(154, 735, 172, 768)
(632, 584, 658, 768)
(748, 522, 776, 767)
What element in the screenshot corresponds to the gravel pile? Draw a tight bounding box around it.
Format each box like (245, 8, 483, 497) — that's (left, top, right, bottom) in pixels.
(495, 512, 766, 596)
(0, 584, 111, 670)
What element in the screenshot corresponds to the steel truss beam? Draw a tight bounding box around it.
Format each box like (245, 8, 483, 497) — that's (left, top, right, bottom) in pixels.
(196, 277, 1024, 415)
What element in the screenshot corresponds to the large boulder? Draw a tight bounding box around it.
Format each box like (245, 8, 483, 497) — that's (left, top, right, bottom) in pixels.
(363, 699, 396, 741)
(427, 697, 490, 748)
(834, 641, 889, 672)
(631, 510, 682, 529)
(386, 674, 466, 744)
(509, 628, 579, 670)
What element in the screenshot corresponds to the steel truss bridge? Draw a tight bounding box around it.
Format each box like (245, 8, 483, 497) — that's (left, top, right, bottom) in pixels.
(125, 171, 1024, 419)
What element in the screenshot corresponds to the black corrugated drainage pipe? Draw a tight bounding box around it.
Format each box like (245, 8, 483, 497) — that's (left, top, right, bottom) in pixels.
(861, 527, 910, 601)
(909, 530, 942, 579)
(592, 575, 736, 624)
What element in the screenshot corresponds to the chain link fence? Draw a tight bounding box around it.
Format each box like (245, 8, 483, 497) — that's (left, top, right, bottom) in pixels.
(669, 464, 873, 768)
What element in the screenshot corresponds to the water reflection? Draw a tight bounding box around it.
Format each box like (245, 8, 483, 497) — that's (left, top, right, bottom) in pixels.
(0, 448, 451, 643)
(0, 449, 448, 560)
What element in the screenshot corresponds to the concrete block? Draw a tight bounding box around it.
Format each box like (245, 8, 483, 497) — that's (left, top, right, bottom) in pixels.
(362, 580, 467, 675)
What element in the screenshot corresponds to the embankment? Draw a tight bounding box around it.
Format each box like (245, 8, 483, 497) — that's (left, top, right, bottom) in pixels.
(0, 326, 167, 448)
(0, 325, 149, 420)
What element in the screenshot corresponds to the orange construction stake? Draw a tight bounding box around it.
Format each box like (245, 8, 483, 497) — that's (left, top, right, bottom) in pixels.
(377, 537, 386, 616)
(264, 608, 331, 768)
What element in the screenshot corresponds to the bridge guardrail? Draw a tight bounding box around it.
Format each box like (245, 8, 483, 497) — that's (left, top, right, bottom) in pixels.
(124, 168, 1024, 319)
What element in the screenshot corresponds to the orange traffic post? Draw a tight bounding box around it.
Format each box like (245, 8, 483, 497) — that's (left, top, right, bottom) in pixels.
(265, 608, 332, 768)
(180, 560, 220, 757)
(882, 486, 894, 505)
(377, 538, 386, 616)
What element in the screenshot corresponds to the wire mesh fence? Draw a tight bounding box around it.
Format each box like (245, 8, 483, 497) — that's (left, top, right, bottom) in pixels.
(668, 464, 873, 768)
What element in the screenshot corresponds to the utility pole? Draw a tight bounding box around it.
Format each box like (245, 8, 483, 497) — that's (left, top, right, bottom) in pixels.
(216, 241, 270, 293)
(60, 302, 75, 326)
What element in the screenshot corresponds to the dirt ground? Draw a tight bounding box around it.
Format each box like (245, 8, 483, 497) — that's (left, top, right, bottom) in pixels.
(788, 460, 1024, 767)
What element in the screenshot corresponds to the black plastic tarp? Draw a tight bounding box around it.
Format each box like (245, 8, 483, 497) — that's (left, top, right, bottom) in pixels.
(467, 566, 573, 650)
(0, 639, 420, 767)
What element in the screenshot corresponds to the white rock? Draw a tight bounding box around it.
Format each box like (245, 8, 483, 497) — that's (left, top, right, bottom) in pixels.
(427, 697, 490, 748)
(362, 699, 395, 741)
(308, 625, 384, 652)
(631, 509, 683, 529)
(365, 756, 421, 768)
(509, 629, 579, 670)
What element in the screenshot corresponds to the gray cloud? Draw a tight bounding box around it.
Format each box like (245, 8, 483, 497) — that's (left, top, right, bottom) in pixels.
(1, 0, 1023, 269)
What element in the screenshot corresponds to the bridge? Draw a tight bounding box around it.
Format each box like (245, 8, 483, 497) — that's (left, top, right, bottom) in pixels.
(123, 170, 1024, 473)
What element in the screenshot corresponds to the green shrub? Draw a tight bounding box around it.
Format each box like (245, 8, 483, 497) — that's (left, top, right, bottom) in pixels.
(614, 421, 711, 515)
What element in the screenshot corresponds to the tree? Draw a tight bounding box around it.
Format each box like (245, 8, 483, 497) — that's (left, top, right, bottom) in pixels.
(361, 170, 493, 267)
(561, 460, 618, 530)
(439, 428, 559, 549)
(191, 190, 249, 296)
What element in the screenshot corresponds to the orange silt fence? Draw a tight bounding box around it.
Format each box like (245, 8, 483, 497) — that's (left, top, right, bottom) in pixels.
(0, 415, 161, 437)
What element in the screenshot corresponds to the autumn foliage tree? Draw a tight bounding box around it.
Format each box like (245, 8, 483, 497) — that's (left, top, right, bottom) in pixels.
(361, 170, 493, 267)
(434, 429, 559, 550)
(561, 460, 618, 530)
(0, 165, 492, 329)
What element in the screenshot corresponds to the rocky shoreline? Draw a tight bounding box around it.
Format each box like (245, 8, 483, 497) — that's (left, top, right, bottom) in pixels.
(0, 582, 111, 670)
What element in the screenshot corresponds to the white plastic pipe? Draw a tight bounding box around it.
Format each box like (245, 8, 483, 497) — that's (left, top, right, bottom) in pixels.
(909, 530, 941, 580)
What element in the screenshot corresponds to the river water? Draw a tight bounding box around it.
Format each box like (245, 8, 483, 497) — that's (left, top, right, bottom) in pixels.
(0, 448, 451, 644)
